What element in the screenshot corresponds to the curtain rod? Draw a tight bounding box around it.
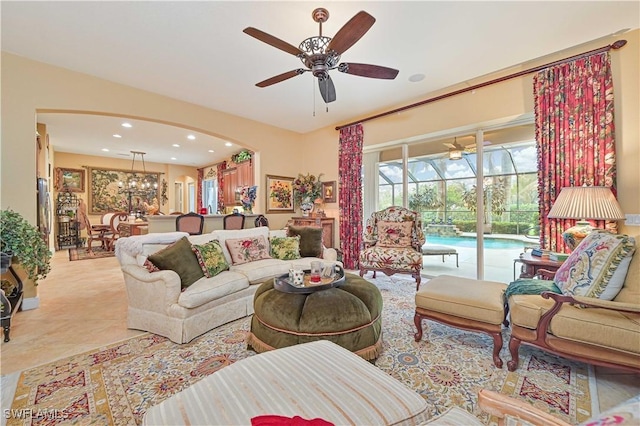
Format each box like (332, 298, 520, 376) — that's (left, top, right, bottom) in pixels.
(335, 40, 627, 131)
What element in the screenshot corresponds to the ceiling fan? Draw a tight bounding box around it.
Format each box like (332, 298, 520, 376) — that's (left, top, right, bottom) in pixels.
(243, 8, 399, 104)
(444, 138, 491, 160)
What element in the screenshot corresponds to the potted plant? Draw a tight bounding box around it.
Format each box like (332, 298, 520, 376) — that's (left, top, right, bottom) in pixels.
(1, 209, 51, 285)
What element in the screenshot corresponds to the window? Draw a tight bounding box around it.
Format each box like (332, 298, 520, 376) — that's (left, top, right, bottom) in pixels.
(202, 179, 218, 214)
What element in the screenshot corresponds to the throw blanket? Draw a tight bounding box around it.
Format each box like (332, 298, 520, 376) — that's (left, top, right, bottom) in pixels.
(114, 231, 189, 262)
(504, 279, 561, 301)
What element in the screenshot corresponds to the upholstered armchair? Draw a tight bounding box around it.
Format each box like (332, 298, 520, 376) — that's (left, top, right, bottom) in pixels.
(359, 206, 425, 290)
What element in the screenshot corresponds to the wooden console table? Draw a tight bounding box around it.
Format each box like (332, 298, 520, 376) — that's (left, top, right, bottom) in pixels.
(118, 222, 149, 237)
(291, 217, 335, 248)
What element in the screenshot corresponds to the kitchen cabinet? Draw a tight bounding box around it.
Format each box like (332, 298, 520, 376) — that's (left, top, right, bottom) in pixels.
(236, 160, 253, 188)
(222, 161, 254, 207)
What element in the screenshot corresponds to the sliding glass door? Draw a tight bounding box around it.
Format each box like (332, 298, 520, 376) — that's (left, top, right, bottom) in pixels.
(371, 124, 538, 282)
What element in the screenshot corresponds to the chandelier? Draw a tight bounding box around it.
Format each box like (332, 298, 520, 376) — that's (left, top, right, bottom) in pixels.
(118, 151, 158, 214)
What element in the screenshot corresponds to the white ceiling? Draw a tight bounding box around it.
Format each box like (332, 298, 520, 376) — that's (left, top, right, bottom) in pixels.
(2, 1, 638, 167)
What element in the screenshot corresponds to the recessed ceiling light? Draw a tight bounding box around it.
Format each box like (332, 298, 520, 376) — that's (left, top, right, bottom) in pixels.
(171, 157, 177, 160)
(113, 134, 122, 138)
(121, 123, 132, 128)
(408, 73, 425, 83)
(208, 150, 214, 153)
(225, 142, 232, 147)
(101, 148, 109, 152)
(172, 144, 180, 147)
(187, 135, 196, 140)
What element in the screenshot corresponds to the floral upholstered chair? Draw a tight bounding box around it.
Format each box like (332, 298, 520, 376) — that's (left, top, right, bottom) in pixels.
(359, 206, 425, 290)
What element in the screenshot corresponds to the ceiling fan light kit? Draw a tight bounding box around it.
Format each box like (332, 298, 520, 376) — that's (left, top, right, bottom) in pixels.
(243, 8, 399, 104)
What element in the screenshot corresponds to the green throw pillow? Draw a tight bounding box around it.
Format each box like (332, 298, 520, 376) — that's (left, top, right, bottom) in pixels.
(192, 240, 229, 278)
(270, 235, 301, 260)
(147, 236, 204, 289)
(287, 226, 323, 258)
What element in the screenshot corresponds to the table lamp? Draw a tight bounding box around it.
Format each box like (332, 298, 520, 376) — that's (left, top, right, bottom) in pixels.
(547, 186, 625, 250)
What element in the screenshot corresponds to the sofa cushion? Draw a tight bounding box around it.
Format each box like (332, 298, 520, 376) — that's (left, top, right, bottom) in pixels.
(178, 271, 250, 309)
(147, 236, 204, 289)
(226, 235, 272, 265)
(229, 258, 289, 284)
(211, 227, 270, 264)
(287, 226, 323, 257)
(554, 231, 636, 300)
(270, 235, 301, 260)
(376, 220, 413, 248)
(192, 240, 229, 278)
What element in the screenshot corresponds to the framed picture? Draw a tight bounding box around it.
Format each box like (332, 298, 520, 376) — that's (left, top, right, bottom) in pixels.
(88, 167, 160, 215)
(266, 175, 294, 213)
(55, 168, 85, 192)
(322, 181, 336, 203)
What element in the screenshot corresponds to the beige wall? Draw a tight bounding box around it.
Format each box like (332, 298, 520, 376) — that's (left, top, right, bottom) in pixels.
(1, 52, 306, 230)
(2, 30, 639, 237)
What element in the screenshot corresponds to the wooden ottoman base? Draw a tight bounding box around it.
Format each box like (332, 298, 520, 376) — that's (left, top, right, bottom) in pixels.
(414, 275, 508, 368)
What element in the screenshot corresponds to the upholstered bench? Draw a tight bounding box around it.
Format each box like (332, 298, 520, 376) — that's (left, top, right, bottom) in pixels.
(414, 275, 508, 368)
(247, 273, 383, 360)
(142, 340, 430, 425)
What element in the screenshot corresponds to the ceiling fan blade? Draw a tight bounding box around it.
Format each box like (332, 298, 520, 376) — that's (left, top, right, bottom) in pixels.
(326, 11, 375, 55)
(256, 69, 305, 88)
(318, 76, 336, 103)
(338, 63, 399, 79)
(243, 27, 305, 57)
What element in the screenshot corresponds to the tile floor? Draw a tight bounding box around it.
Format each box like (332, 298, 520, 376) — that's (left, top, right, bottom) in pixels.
(1, 249, 638, 417)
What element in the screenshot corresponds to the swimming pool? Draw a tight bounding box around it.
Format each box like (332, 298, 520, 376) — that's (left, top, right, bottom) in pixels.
(426, 235, 526, 249)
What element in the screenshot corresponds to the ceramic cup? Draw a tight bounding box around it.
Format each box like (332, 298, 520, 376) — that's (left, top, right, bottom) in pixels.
(292, 269, 304, 286)
(310, 260, 323, 283)
(321, 262, 336, 279)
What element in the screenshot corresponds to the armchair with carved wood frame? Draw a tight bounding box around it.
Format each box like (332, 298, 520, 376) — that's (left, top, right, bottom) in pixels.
(359, 206, 425, 290)
(506, 241, 640, 373)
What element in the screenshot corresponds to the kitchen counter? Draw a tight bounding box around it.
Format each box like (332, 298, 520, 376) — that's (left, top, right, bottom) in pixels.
(146, 214, 259, 233)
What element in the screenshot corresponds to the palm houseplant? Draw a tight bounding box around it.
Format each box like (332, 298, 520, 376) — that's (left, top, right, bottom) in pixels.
(1, 209, 52, 287)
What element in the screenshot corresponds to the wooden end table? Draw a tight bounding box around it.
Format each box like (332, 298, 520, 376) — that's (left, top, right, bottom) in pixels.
(513, 251, 565, 280)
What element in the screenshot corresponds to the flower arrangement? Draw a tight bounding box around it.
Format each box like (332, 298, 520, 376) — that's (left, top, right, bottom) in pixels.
(270, 182, 292, 208)
(292, 173, 323, 206)
(240, 186, 257, 213)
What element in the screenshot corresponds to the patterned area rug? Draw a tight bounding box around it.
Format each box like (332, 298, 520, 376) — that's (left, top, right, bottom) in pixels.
(68, 247, 115, 261)
(7, 275, 595, 425)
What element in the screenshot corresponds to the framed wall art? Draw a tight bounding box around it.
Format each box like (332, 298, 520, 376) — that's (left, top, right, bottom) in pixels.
(266, 175, 294, 213)
(55, 168, 85, 192)
(322, 181, 336, 203)
(88, 167, 160, 215)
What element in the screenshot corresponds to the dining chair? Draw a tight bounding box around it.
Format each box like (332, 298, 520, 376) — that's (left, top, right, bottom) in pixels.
(254, 215, 269, 227)
(175, 212, 205, 235)
(223, 213, 245, 230)
(103, 212, 128, 250)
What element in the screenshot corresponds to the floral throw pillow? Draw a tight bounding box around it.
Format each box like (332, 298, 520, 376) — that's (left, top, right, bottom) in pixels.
(554, 230, 636, 300)
(376, 220, 413, 248)
(192, 240, 229, 278)
(270, 236, 301, 260)
(225, 235, 272, 265)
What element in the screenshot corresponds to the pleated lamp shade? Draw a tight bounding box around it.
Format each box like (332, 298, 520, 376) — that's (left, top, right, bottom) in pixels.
(547, 186, 625, 250)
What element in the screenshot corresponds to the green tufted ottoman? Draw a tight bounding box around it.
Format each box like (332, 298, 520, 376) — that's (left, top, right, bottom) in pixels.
(247, 273, 383, 360)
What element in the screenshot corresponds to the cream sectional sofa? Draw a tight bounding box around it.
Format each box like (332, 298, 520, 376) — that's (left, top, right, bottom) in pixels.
(115, 227, 338, 343)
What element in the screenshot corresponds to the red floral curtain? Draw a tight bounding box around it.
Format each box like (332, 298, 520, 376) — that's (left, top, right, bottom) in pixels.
(535, 51, 617, 252)
(338, 124, 364, 269)
(196, 168, 204, 213)
(217, 161, 227, 212)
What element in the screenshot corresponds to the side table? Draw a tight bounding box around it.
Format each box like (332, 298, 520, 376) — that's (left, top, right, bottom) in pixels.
(513, 251, 565, 280)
